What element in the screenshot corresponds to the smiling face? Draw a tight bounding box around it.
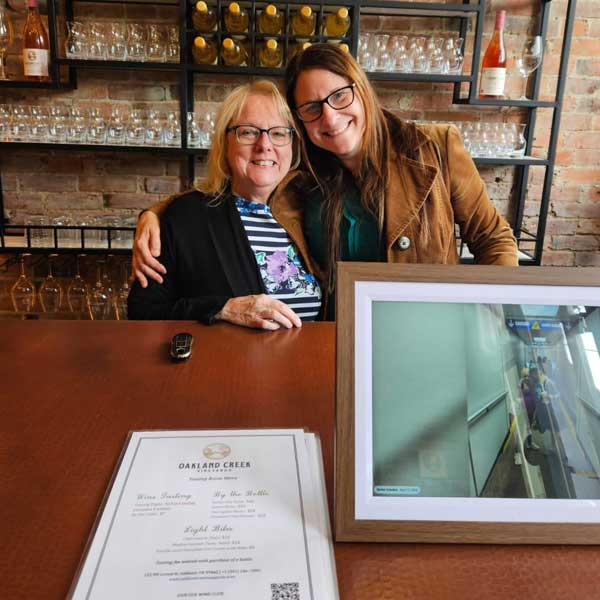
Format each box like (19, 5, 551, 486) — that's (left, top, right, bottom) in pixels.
(294, 68, 366, 173)
(226, 93, 293, 204)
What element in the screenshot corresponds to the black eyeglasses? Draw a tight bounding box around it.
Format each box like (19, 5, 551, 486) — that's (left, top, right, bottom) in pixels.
(295, 84, 356, 123)
(226, 125, 295, 146)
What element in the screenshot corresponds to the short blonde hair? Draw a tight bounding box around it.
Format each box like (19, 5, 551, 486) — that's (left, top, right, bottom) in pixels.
(200, 80, 300, 196)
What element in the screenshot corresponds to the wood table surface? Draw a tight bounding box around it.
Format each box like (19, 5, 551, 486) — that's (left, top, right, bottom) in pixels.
(1, 320, 599, 599)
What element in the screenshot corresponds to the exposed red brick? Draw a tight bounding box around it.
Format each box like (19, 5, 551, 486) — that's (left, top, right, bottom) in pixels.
(19, 174, 78, 193)
(144, 178, 182, 195)
(79, 176, 138, 193)
(541, 251, 575, 267)
(575, 252, 600, 267)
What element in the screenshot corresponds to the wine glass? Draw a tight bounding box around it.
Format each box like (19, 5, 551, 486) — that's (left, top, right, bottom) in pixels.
(516, 36, 543, 101)
(67, 254, 88, 314)
(11, 254, 35, 313)
(39, 254, 63, 313)
(87, 261, 111, 320)
(0, 2, 13, 80)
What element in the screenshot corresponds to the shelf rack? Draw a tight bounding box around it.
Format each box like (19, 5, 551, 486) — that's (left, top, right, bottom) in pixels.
(0, 0, 578, 264)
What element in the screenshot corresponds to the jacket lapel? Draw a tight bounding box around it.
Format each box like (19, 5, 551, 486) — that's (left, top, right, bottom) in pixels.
(385, 148, 439, 247)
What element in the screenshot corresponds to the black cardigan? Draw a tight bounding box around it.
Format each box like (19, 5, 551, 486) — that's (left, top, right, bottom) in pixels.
(128, 190, 266, 323)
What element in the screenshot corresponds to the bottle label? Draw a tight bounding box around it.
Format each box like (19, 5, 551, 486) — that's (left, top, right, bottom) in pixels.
(23, 48, 49, 77)
(481, 67, 506, 96)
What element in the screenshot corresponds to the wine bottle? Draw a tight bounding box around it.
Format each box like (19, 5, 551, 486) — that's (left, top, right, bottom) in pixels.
(290, 40, 311, 60)
(480, 9, 507, 98)
(258, 38, 282, 68)
(258, 4, 282, 35)
(221, 37, 247, 66)
(291, 6, 315, 36)
(324, 8, 350, 37)
(224, 2, 249, 34)
(22, 0, 49, 82)
(192, 1, 217, 33)
(192, 35, 217, 65)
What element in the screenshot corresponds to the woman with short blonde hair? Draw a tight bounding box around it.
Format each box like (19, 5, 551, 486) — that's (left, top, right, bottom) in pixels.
(128, 80, 321, 329)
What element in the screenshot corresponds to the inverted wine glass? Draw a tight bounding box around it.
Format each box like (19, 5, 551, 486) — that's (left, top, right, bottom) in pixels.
(67, 254, 88, 314)
(39, 254, 63, 313)
(11, 254, 35, 313)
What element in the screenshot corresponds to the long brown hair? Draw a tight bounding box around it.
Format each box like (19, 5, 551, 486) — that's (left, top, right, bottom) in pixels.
(285, 44, 418, 294)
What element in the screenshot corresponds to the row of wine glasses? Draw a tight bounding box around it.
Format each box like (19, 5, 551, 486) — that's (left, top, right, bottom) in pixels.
(65, 21, 179, 63)
(455, 121, 527, 158)
(187, 109, 217, 148)
(0, 103, 183, 147)
(23, 214, 136, 249)
(0, 103, 218, 148)
(10, 254, 131, 320)
(359, 33, 464, 74)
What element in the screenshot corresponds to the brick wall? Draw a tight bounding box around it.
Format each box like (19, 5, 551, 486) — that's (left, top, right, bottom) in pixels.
(1, 0, 598, 266)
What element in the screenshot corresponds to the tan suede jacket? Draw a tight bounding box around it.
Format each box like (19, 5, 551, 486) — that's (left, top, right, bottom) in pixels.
(269, 122, 518, 280)
(150, 121, 518, 282)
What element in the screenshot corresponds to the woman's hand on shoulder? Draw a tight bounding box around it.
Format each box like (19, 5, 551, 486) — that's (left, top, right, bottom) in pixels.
(133, 211, 167, 287)
(217, 295, 302, 331)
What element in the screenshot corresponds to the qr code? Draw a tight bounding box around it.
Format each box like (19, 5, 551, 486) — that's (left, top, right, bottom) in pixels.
(271, 582, 300, 600)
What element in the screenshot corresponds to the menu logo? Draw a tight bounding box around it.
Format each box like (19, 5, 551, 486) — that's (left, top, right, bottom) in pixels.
(203, 443, 231, 460)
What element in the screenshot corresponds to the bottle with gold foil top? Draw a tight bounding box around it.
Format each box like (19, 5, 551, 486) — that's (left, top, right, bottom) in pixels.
(289, 40, 311, 60)
(338, 42, 349, 53)
(258, 38, 282, 68)
(258, 4, 282, 35)
(192, 1, 217, 32)
(192, 35, 217, 64)
(324, 7, 350, 37)
(291, 6, 315, 36)
(224, 2, 249, 33)
(221, 37, 247, 66)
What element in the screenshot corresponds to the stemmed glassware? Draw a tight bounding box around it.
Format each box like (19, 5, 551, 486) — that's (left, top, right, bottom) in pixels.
(516, 36, 543, 101)
(0, 1, 13, 80)
(39, 254, 63, 313)
(67, 254, 88, 314)
(87, 261, 112, 320)
(11, 254, 35, 313)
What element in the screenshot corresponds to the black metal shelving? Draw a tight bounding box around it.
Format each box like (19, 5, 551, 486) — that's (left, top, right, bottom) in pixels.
(0, 0, 578, 263)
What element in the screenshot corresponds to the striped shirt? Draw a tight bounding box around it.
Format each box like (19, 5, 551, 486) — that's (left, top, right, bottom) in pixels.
(235, 197, 321, 321)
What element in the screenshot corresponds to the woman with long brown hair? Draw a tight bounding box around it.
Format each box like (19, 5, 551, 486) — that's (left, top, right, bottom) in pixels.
(133, 44, 517, 318)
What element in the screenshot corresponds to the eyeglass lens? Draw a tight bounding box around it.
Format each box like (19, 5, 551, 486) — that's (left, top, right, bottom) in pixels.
(296, 85, 355, 122)
(231, 125, 293, 146)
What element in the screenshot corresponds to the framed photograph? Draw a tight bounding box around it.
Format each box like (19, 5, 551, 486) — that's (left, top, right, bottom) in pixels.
(335, 263, 600, 544)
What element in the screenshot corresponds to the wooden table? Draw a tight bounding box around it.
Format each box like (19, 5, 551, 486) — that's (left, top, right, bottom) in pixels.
(1, 321, 598, 599)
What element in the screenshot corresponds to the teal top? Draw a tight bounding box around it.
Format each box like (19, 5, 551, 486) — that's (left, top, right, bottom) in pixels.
(303, 179, 384, 268)
(303, 179, 384, 320)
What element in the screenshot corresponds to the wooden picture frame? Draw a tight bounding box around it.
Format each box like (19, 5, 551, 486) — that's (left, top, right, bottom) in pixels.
(335, 263, 600, 544)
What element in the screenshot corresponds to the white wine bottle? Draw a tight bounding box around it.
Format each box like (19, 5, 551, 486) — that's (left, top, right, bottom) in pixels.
(291, 6, 315, 36)
(324, 7, 350, 37)
(258, 4, 282, 35)
(258, 38, 282, 68)
(224, 2, 249, 34)
(192, 1, 217, 32)
(221, 37, 247, 66)
(192, 35, 217, 64)
(289, 40, 311, 60)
